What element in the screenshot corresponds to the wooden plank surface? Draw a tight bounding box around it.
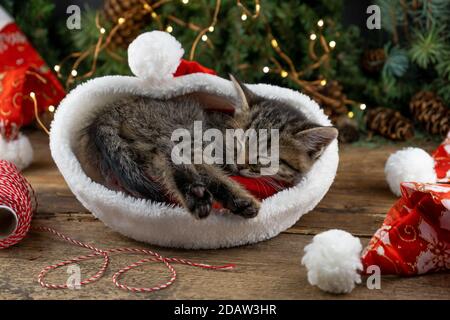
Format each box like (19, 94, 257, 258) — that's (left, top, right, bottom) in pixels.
(0, 131, 448, 300)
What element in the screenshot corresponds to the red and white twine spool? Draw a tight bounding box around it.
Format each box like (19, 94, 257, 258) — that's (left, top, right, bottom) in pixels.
(0, 160, 35, 249)
(0, 160, 235, 293)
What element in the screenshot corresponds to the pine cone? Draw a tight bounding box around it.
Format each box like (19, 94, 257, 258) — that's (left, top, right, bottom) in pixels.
(103, 0, 151, 48)
(366, 107, 414, 141)
(410, 91, 450, 137)
(315, 80, 348, 117)
(362, 48, 386, 74)
(333, 114, 360, 143)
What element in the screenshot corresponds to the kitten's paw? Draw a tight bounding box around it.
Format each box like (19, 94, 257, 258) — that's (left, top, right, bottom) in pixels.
(186, 184, 213, 219)
(231, 198, 260, 219)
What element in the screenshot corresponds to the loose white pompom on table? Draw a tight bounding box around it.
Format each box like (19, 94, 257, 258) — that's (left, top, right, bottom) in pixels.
(128, 31, 184, 81)
(301, 229, 363, 294)
(385, 147, 437, 196)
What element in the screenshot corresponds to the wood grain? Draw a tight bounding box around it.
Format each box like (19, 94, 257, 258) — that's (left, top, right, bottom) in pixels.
(0, 131, 448, 300)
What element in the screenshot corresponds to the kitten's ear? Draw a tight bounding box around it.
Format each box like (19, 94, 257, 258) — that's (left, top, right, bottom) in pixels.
(229, 74, 256, 113)
(295, 126, 338, 159)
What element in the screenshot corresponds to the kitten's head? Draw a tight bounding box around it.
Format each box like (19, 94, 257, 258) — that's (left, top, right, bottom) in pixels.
(229, 75, 338, 184)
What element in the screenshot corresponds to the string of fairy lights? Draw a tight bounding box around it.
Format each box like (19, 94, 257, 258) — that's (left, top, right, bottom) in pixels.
(35, 0, 367, 125)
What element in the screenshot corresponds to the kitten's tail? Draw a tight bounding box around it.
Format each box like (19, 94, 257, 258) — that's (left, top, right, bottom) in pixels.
(84, 122, 165, 202)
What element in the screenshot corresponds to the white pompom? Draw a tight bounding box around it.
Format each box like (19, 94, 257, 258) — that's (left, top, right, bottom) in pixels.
(0, 134, 34, 170)
(385, 147, 436, 197)
(301, 229, 363, 294)
(128, 31, 184, 80)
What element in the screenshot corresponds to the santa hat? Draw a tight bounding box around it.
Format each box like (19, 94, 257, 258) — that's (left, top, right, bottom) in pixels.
(301, 132, 450, 294)
(0, 6, 65, 170)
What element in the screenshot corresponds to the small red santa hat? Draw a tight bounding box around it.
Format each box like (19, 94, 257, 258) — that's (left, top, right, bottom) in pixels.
(301, 132, 450, 294)
(0, 5, 65, 170)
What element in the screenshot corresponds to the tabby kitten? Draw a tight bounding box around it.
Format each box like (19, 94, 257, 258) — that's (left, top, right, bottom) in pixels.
(79, 76, 337, 219)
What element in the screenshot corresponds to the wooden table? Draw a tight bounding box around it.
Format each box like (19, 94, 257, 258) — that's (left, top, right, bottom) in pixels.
(0, 131, 448, 300)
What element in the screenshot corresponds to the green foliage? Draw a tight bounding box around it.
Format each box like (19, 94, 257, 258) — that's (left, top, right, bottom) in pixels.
(3, 0, 447, 141)
(56, 0, 362, 91)
(409, 26, 446, 69)
(383, 46, 409, 78)
(68, 8, 131, 84)
(375, 0, 450, 107)
(0, 0, 61, 66)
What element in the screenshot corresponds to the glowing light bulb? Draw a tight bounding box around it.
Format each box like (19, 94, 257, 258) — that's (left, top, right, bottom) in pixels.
(348, 111, 355, 118)
(317, 19, 324, 27)
(166, 25, 173, 33)
(360, 103, 367, 110)
(201, 34, 208, 42)
(29, 92, 35, 99)
(71, 69, 78, 77)
(53, 65, 60, 72)
(271, 39, 278, 48)
(281, 70, 288, 78)
(151, 12, 157, 18)
(329, 40, 336, 48)
(241, 14, 248, 21)
(48, 105, 55, 113)
(320, 79, 327, 86)
(100, 27, 106, 34)
(208, 26, 214, 32)
(310, 33, 317, 41)
(118, 17, 125, 25)
(182, 0, 189, 4)
(262, 66, 270, 73)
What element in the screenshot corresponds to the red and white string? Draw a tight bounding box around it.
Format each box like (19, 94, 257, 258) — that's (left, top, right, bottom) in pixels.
(35, 225, 235, 293)
(0, 160, 235, 293)
(0, 160, 34, 249)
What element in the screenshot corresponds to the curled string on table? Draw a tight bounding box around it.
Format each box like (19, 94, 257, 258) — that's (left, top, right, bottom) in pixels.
(0, 160, 235, 293)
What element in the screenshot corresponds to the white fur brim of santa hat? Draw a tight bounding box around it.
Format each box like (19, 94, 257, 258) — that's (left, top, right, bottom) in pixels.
(49, 31, 339, 249)
(0, 5, 13, 30)
(0, 134, 33, 170)
(385, 147, 437, 196)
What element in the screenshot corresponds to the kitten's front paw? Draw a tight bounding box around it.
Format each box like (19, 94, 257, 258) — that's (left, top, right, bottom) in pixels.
(186, 184, 213, 219)
(231, 198, 260, 219)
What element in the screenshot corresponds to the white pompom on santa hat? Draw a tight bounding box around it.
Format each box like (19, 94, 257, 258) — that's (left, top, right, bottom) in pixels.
(128, 31, 184, 81)
(0, 134, 33, 170)
(384, 147, 437, 196)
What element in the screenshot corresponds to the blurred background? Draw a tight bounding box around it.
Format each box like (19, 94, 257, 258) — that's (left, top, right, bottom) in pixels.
(1, 0, 448, 144)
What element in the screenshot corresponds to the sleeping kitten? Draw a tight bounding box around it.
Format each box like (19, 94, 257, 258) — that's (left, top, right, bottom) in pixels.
(79, 76, 337, 219)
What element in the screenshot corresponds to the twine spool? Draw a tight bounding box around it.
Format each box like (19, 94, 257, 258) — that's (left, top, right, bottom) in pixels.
(0, 160, 34, 249)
